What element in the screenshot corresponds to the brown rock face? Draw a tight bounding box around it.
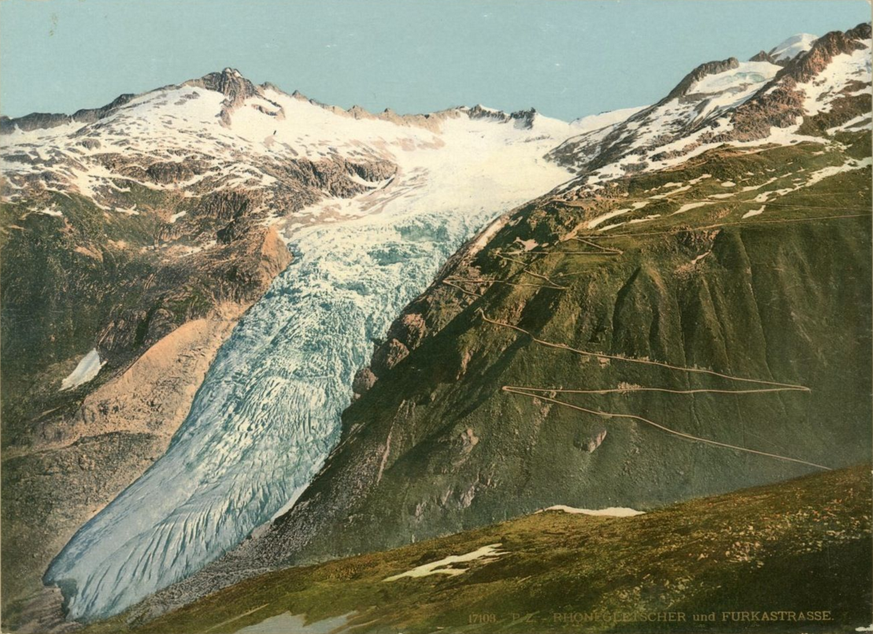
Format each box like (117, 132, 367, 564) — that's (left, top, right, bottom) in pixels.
(750, 50, 775, 63)
(197, 68, 260, 102)
(352, 368, 378, 398)
(784, 23, 870, 83)
(386, 313, 428, 350)
(372, 339, 410, 374)
(0, 94, 135, 134)
(712, 22, 872, 143)
(188, 68, 263, 126)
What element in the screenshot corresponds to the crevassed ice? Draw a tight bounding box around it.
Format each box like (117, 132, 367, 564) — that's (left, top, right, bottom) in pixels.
(45, 113, 577, 621)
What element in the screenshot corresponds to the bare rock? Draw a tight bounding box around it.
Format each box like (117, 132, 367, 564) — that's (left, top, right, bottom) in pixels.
(387, 313, 427, 350)
(372, 338, 410, 373)
(352, 367, 377, 398)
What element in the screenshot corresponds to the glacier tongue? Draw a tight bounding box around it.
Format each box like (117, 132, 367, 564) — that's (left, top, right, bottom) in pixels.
(44, 111, 577, 621)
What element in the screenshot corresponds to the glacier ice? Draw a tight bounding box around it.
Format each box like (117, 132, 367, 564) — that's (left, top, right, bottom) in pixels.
(44, 109, 577, 621)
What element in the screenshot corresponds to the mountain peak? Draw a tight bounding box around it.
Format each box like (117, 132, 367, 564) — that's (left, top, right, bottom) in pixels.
(194, 68, 259, 101)
(183, 68, 262, 126)
(768, 33, 818, 63)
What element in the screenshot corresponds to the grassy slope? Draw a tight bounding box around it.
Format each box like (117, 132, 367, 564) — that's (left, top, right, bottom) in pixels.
(241, 133, 871, 575)
(85, 464, 872, 634)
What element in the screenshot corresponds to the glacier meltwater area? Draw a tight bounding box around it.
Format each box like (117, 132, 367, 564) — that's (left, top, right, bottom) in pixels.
(44, 114, 577, 621)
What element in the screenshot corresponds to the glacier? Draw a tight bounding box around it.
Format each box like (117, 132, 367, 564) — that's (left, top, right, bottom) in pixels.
(43, 100, 585, 621)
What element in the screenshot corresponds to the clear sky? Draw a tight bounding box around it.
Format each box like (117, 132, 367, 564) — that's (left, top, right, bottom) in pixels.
(1, 0, 870, 121)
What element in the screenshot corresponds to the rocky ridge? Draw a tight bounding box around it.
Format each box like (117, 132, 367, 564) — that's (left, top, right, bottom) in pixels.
(547, 23, 871, 186)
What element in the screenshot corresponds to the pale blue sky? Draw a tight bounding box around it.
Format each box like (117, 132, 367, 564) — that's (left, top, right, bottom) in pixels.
(1, 0, 870, 121)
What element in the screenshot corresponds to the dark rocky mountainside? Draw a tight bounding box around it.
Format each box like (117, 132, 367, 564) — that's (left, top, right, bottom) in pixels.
(159, 134, 871, 610)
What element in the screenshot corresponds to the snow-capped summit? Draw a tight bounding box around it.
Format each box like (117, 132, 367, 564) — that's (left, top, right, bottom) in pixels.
(549, 23, 870, 184)
(0, 71, 583, 220)
(769, 33, 818, 63)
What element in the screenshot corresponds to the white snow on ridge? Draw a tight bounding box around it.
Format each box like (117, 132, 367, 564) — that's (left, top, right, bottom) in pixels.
(689, 62, 781, 95)
(571, 106, 647, 132)
(770, 33, 818, 63)
(60, 349, 105, 391)
(1, 81, 583, 215)
(44, 102, 579, 621)
(798, 40, 873, 115)
(561, 32, 870, 192)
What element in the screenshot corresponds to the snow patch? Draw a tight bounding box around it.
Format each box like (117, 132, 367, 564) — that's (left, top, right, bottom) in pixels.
(60, 349, 105, 391)
(514, 237, 539, 251)
(236, 612, 355, 634)
(689, 62, 780, 95)
(469, 216, 508, 257)
(37, 206, 63, 217)
(675, 201, 711, 214)
(587, 208, 631, 229)
(384, 544, 507, 581)
(650, 185, 691, 200)
(542, 506, 644, 517)
(627, 214, 661, 225)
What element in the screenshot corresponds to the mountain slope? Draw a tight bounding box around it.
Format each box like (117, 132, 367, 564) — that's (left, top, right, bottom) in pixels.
(86, 465, 871, 634)
(127, 23, 873, 619)
(3, 69, 622, 624)
(6, 22, 871, 631)
(1, 71, 598, 625)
